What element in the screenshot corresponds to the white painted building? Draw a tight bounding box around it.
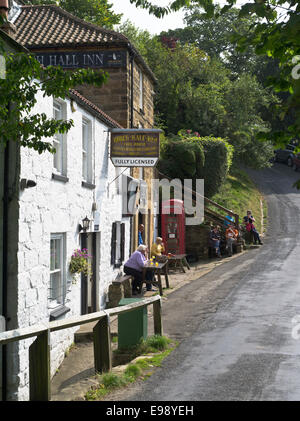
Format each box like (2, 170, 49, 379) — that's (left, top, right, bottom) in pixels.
(1, 85, 132, 400)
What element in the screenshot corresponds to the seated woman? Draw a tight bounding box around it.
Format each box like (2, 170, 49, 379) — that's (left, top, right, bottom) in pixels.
(225, 224, 239, 257)
(123, 245, 156, 294)
(246, 220, 263, 245)
(150, 237, 167, 262)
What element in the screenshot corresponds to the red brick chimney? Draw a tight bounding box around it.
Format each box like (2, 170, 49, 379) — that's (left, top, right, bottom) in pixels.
(0, 0, 16, 38)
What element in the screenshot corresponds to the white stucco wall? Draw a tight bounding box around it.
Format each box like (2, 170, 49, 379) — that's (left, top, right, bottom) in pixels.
(12, 90, 130, 400)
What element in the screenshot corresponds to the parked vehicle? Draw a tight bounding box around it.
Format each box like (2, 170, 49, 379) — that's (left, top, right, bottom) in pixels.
(274, 144, 297, 166)
(292, 153, 300, 171)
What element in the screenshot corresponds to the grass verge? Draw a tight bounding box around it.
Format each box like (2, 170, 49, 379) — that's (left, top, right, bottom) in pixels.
(85, 335, 177, 401)
(209, 166, 266, 234)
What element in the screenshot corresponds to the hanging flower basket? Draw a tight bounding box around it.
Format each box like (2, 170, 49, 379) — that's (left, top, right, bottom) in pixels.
(69, 249, 92, 281)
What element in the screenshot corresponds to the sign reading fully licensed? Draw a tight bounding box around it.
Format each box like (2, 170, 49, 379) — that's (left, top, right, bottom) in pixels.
(110, 129, 161, 167)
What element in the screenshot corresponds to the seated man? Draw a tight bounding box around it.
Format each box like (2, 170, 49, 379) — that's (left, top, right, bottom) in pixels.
(123, 245, 156, 294)
(225, 224, 239, 257)
(209, 225, 222, 258)
(150, 237, 167, 262)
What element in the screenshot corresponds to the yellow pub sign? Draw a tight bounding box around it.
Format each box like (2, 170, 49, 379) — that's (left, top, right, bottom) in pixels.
(110, 129, 161, 167)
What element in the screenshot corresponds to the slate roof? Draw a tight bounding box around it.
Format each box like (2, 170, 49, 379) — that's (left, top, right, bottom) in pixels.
(13, 4, 156, 82)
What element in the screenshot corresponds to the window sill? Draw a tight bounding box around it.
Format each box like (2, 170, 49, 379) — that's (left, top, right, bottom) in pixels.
(82, 181, 96, 190)
(49, 305, 70, 321)
(52, 173, 69, 183)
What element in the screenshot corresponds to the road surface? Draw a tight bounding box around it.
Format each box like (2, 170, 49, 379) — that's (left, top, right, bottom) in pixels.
(119, 163, 300, 401)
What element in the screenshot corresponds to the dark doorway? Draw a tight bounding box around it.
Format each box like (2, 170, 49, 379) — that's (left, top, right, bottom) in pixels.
(80, 232, 100, 315)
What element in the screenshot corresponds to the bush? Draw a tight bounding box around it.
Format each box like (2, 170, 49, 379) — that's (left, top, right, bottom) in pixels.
(157, 135, 205, 180)
(196, 136, 234, 198)
(158, 131, 234, 198)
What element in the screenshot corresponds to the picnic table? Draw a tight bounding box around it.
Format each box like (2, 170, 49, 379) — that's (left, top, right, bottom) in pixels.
(167, 254, 190, 273)
(142, 260, 169, 296)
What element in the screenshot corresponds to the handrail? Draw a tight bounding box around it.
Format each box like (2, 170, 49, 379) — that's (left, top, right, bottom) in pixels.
(157, 170, 235, 215)
(157, 170, 239, 227)
(0, 295, 160, 344)
(0, 295, 162, 401)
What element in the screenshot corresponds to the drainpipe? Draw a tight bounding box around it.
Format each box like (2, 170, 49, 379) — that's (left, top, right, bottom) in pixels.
(0, 0, 9, 403)
(2, 119, 9, 402)
(129, 48, 135, 254)
(129, 48, 135, 129)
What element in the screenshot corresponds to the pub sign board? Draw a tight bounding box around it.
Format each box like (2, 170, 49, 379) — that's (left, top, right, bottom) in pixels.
(110, 129, 162, 167)
(35, 50, 126, 69)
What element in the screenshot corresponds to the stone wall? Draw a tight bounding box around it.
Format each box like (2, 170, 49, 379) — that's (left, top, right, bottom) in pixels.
(186, 224, 212, 260)
(60, 48, 156, 131)
(76, 64, 129, 128)
(132, 61, 154, 128)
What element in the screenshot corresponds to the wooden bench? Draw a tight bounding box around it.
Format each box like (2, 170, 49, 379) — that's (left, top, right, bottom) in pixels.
(107, 274, 133, 308)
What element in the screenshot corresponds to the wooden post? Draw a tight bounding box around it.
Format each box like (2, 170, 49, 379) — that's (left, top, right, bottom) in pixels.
(164, 261, 170, 288)
(153, 299, 163, 336)
(93, 315, 112, 374)
(234, 213, 239, 229)
(29, 329, 51, 401)
(156, 270, 163, 296)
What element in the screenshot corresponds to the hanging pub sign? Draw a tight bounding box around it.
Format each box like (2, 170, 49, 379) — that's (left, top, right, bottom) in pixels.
(110, 129, 161, 167)
(35, 50, 126, 69)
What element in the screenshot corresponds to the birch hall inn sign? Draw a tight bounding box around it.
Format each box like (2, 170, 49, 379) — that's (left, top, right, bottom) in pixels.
(110, 129, 162, 167)
(35, 51, 126, 68)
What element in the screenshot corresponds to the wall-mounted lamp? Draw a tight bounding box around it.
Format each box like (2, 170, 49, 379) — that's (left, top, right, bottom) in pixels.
(79, 216, 90, 232)
(20, 178, 37, 190)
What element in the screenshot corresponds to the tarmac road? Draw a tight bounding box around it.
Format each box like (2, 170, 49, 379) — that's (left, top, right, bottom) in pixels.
(120, 163, 300, 401)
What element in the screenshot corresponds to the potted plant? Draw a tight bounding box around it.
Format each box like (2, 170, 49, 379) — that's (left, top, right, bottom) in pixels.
(69, 248, 92, 283)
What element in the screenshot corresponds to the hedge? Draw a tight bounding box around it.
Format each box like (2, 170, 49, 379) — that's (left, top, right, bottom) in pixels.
(195, 136, 234, 198)
(157, 135, 205, 180)
(157, 132, 234, 198)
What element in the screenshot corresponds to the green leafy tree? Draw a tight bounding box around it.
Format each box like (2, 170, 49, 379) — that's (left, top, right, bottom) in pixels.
(130, 0, 300, 143)
(22, 0, 122, 28)
(120, 21, 275, 167)
(161, 6, 268, 77)
(158, 131, 234, 198)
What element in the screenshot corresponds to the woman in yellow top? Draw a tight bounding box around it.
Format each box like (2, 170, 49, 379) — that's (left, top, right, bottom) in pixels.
(151, 237, 165, 258)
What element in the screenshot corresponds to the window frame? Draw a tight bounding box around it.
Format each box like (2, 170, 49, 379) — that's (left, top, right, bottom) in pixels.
(49, 233, 66, 311)
(53, 100, 67, 176)
(111, 222, 125, 268)
(82, 116, 93, 183)
(139, 68, 144, 111)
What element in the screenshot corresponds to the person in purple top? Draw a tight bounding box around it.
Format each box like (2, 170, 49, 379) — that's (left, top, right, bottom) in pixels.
(124, 245, 156, 294)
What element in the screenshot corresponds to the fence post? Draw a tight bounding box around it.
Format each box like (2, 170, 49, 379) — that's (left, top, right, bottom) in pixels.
(29, 329, 51, 401)
(93, 315, 112, 374)
(234, 213, 239, 229)
(153, 299, 163, 336)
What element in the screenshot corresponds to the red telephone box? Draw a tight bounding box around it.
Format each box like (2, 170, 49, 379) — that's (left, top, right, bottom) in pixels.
(161, 199, 185, 255)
